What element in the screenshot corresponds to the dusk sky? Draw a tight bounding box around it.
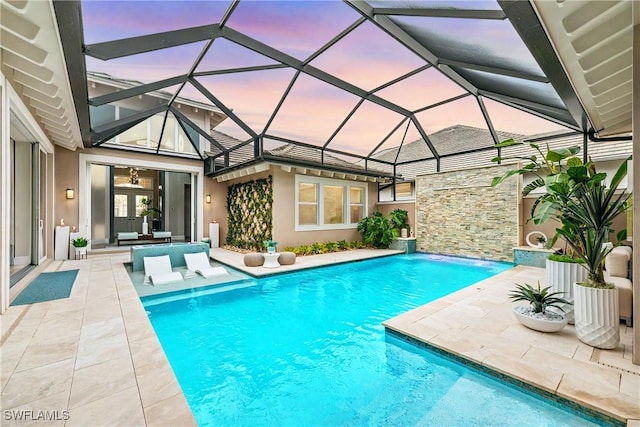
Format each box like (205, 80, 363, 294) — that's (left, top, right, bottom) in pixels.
(81, 0, 568, 156)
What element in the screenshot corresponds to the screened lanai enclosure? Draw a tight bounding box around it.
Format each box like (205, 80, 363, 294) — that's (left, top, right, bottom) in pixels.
(46, 0, 631, 185)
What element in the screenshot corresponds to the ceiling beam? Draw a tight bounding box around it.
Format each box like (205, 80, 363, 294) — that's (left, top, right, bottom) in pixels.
(89, 75, 188, 106)
(189, 76, 258, 138)
(52, 0, 92, 146)
(170, 106, 228, 153)
(498, 0, 587, 131)
(372, 7, 506, 20)
(91, 105, 167, 145)
(439, 58, 548, 83)
(221, 26, 413, 117)
(193, 64, 288, 77)
(84, 25, 221, 60)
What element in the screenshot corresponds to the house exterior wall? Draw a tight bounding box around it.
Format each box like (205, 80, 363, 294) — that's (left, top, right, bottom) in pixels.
(376, 201, 416, 235)
(522, 198, 627, 249)
(271, 167, 376, 249)
(415, 164, 519, 262)
(55, 146, 205, 244)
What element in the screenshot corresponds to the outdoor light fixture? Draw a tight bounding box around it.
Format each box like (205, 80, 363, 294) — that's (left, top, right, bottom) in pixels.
(129, 168, 139, 185)
(206, 194, 211, 204)
(66, 188, 75, 199)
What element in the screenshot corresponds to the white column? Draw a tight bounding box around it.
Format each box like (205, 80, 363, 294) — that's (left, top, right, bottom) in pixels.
(0, 75, 9, 313)
(632, 0, 640, 366)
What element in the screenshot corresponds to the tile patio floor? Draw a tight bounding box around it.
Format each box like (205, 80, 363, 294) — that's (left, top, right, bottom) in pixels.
(1, 249, 638, 426)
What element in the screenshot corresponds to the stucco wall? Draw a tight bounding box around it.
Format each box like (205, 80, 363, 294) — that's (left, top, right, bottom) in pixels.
(271, 167, 377, 249)
(522, 197, 628, 249)
(376, 201, 416, 234)
(204, 177, 228, 244)
(416, 164, 519, 262)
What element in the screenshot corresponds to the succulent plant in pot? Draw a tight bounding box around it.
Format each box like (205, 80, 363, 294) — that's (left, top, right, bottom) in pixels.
(509, 282, 571, 333)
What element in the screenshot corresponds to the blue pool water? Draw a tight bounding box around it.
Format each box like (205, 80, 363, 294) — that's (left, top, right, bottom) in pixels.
(143, 254, 608, 426)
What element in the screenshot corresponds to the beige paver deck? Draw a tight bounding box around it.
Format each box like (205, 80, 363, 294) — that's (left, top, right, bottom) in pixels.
(384, 265, 640, 425)
(2, 251, 638, 426)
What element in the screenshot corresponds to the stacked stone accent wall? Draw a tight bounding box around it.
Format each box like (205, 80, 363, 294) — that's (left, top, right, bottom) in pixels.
(415, 164, 519, 262)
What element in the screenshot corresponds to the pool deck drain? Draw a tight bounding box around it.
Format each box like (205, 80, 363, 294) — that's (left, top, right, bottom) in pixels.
(1, 250, 638, 426)
(384, 265, 640, 424)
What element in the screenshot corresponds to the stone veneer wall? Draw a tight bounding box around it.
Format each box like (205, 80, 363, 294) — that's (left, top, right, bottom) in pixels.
(415, 164, 520, 262)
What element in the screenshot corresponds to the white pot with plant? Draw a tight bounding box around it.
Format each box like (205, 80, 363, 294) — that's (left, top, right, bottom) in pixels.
(71, 237, 89, 259)
(264, 239, 278, 254)
(491, 141, 629, 349)
(509, 282, 570, 332)
(554, 158, 630, 349)
(140, 197, 161, 235)
(545, 254, 588, 324)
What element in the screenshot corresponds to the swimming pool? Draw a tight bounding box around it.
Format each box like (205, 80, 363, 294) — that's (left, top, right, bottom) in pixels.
(143, 253, 608, 426)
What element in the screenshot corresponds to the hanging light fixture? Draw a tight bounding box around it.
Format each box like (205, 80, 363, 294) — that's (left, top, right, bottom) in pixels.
(129, 168, 139, 185)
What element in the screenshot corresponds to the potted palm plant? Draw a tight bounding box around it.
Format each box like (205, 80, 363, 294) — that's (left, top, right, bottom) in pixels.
(553, 158, 630, 349)
(491, 140, 590, 323)
(509, 282, 571, 332)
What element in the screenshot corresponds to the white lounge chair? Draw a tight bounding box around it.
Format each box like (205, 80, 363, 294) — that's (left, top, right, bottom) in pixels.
(143, 255, 183, 285)
(184, 252, 228, 278)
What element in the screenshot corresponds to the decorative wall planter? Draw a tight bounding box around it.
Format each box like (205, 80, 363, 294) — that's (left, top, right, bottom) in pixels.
(573, 284, 620, 349)
(545, 260, 588, 324)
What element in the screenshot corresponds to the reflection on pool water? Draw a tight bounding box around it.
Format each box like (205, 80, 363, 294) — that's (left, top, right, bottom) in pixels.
(143, 253, 611, 426)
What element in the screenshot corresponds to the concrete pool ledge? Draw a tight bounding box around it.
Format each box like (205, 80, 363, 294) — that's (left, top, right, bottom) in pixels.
(384, 265, 640, 425)
(210, 247, 404, 276)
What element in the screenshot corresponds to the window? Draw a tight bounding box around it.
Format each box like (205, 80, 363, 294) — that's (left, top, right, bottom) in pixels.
(323, 185, 344, 224)
(298, 182, 318, 225)
(295, 175, 367, 230)
(350, 187, 364, 223)
(114, 194, 127, 217)
(395, 182, 412, 198)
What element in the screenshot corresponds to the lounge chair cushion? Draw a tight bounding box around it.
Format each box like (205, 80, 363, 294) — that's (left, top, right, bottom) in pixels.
(152, 231, 172, 239)
(143, 255, 183, 285)
(605, 248, 630, 278)
(184, 252, 228, 278)
(118, 232, 139, 240)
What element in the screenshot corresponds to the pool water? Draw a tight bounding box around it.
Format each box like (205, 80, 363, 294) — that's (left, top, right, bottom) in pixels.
(143, 254, 606, 426)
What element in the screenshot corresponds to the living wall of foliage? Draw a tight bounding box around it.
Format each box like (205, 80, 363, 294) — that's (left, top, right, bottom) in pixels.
(226, 176, 273, 251)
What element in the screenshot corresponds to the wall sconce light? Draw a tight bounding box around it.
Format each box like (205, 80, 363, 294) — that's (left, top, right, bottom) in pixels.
(66, 188, 75, 199)
(206, 194, 211, 204)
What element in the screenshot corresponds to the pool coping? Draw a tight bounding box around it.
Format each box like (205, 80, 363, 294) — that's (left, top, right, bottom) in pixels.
(209, 247, 404, 278)
(383, 265, 640, 425)
(385, 329, 624, 426)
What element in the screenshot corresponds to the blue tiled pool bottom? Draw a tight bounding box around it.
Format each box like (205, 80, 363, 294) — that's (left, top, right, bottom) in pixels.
(144, 253, 612, 426)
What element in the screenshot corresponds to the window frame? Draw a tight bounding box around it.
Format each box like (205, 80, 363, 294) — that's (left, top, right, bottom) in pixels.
(295, 174, 368, 231)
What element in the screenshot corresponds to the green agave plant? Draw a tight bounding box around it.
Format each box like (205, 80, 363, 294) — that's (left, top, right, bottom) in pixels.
(508, 282, 571, 314)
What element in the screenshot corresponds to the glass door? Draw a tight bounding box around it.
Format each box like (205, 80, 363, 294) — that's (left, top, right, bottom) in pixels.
(113, 190, 153, 235)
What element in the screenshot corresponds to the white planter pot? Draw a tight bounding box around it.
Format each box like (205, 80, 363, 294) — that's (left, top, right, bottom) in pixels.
(545, 260, 588, 324)
(74, 246, 87, 260)
(512, 306, 568, 332)
(573, 284, 620, 349)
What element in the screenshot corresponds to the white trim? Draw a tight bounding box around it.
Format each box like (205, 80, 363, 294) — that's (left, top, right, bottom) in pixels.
(294, 174, 367, 231)
(79, 153, 205, 248)
(1, 75, 10, 313)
